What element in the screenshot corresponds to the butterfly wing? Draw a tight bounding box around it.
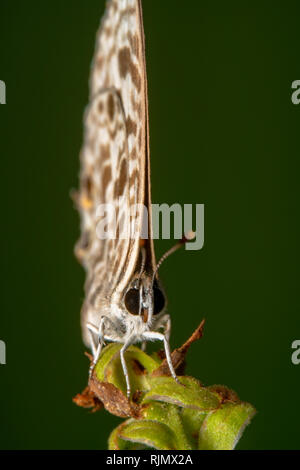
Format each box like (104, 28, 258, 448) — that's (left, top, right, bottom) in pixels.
(76, 0, 155, 346)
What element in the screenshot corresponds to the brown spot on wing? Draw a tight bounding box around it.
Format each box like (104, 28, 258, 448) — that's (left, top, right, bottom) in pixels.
(100, 144, 111, 161)
(83, 175, 93, 198)
(131, 94, 142, 117)
(107, 93, 115, 121)
(126, 116, 137, 136)
(108, 239, 114, 251)
(118, 47, 141, 92)
(130, 169, 138, 187)
(98, 100, 104, 113)
(102, 165, 112, 200)
(114, 159, 127, 198)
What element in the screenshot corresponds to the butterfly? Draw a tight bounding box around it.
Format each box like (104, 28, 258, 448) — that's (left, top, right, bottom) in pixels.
(75, 0, 188, 397)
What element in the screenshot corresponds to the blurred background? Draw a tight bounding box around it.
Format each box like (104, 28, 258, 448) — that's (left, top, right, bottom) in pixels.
(0, 0, 300, 450)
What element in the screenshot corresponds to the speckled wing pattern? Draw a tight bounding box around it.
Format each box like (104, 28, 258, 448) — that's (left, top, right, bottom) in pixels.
(75, 0, 155, 347)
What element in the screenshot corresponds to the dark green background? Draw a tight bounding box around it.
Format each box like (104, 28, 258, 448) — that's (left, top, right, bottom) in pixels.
(0, 0, 299, 450)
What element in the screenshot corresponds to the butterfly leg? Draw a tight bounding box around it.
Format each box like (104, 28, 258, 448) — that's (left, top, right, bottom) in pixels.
(86, 322, 98, 356)
(87, 318, 108, 377)
(142, 331, 180, 384)
(120, 339, 134, 399)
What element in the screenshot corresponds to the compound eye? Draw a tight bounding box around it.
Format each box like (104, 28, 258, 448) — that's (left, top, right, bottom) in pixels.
(153, 287, 165, 315)
(124, 288, 140, 315)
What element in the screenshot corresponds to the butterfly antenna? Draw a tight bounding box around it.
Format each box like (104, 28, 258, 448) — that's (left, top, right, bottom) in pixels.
(138, 245, 147, 278)
(152, 231, 195, 284)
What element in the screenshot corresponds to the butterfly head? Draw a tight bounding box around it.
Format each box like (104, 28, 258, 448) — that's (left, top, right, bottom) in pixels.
(123, 274, 166, 326)
(121, 234, 195, 327)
